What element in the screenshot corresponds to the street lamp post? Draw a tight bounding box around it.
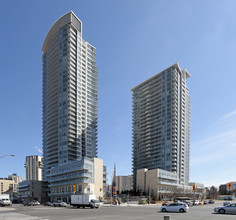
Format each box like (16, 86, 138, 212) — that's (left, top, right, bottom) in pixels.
(0, 154, 15, 159)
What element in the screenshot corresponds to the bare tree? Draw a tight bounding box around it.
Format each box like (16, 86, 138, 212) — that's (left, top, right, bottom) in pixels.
(207, 186, 218, 199)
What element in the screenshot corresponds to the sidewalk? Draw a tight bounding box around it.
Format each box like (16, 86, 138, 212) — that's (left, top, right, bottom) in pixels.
(101, 202, 160, 207)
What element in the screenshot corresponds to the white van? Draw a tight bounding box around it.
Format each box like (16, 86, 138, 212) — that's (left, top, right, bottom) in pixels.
(0, 194, 12, 206)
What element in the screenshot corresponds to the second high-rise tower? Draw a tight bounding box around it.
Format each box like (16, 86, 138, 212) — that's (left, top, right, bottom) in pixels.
(132, 63, 191, 189)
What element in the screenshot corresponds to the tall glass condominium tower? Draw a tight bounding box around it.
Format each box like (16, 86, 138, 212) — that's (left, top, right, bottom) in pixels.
(132, 63, 190, 189)
(42, 11, 98, 181)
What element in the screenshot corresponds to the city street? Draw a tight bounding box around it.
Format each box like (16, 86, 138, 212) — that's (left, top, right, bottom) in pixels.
(0, 201, 235, 220)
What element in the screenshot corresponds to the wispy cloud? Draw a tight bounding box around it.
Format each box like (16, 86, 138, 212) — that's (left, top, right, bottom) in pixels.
(220, 109, 236, 120)
(191, 141, 236, 165)
(35, 146, 43, 154)
(191, 128, 236, 154)
(191, 109, 236, 185)
(209, 109, 236, 131)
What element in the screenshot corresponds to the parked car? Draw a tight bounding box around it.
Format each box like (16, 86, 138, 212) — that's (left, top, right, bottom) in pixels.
(160, 202, 189, 213)
(33, 201, 40, 205)
(224, 196, 234, 200)
(44, 202, 53, 206)
(193, 200, 199, 205)
(162, 201, 171, 206)
(22, 200, 28, 205)
(203, 201, 208, 205)
(183, 200, 193, 207)
(52, 201, 67, 207)
(214, 203, 236, 214)
(199, 201, 204, 205)
(223, 201, 232, 206)
(24, 201, 35, 206)
(208, 200, 215, 204)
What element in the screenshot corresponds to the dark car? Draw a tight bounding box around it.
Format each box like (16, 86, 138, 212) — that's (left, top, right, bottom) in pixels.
(24, 201, 35, 206)
(209, 200, 215, 204)
(162, 201, 171, 206)
(44, 202, 53, 206)
(22, 200, 27, 205)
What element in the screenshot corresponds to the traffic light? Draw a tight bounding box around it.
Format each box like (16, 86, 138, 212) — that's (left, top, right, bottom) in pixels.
(73, 185, 76, 193)
(193, 184, 196, 191)
(100, 188, 102, 192)
(228, 182, 232, 189)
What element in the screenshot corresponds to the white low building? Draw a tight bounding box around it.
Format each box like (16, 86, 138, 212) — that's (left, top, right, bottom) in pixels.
(48, 157, 104, 202)
(136, 168, 192, 199)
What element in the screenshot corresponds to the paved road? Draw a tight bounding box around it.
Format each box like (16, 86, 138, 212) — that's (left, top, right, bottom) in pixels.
(0, 202, 235, 220)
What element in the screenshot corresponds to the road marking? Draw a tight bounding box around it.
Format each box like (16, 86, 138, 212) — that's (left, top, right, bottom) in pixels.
(0, 213, 49, 220)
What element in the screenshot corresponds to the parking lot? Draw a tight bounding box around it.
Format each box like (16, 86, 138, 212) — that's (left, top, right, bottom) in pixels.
(0, 201, 235, 220)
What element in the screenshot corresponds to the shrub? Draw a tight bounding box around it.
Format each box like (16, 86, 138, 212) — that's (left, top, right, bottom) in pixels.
(139, 199, 147, 204)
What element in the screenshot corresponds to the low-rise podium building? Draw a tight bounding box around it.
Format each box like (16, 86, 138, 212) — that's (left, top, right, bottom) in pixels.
(136, 168, 179, 198)
(136, 168, 205, 200)
(17, 180, 42, 202)
(49, 157, 103, 202)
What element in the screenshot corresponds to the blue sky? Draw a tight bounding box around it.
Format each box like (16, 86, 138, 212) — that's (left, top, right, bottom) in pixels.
(0, 0, 236, 187)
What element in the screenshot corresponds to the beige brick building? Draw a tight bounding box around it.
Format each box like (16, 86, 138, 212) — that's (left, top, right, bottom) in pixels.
(137, 168, 183, 199)
(0, 178, 16, 194)
(0, 174, 22, 194)
(117, 175, 133, 193)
